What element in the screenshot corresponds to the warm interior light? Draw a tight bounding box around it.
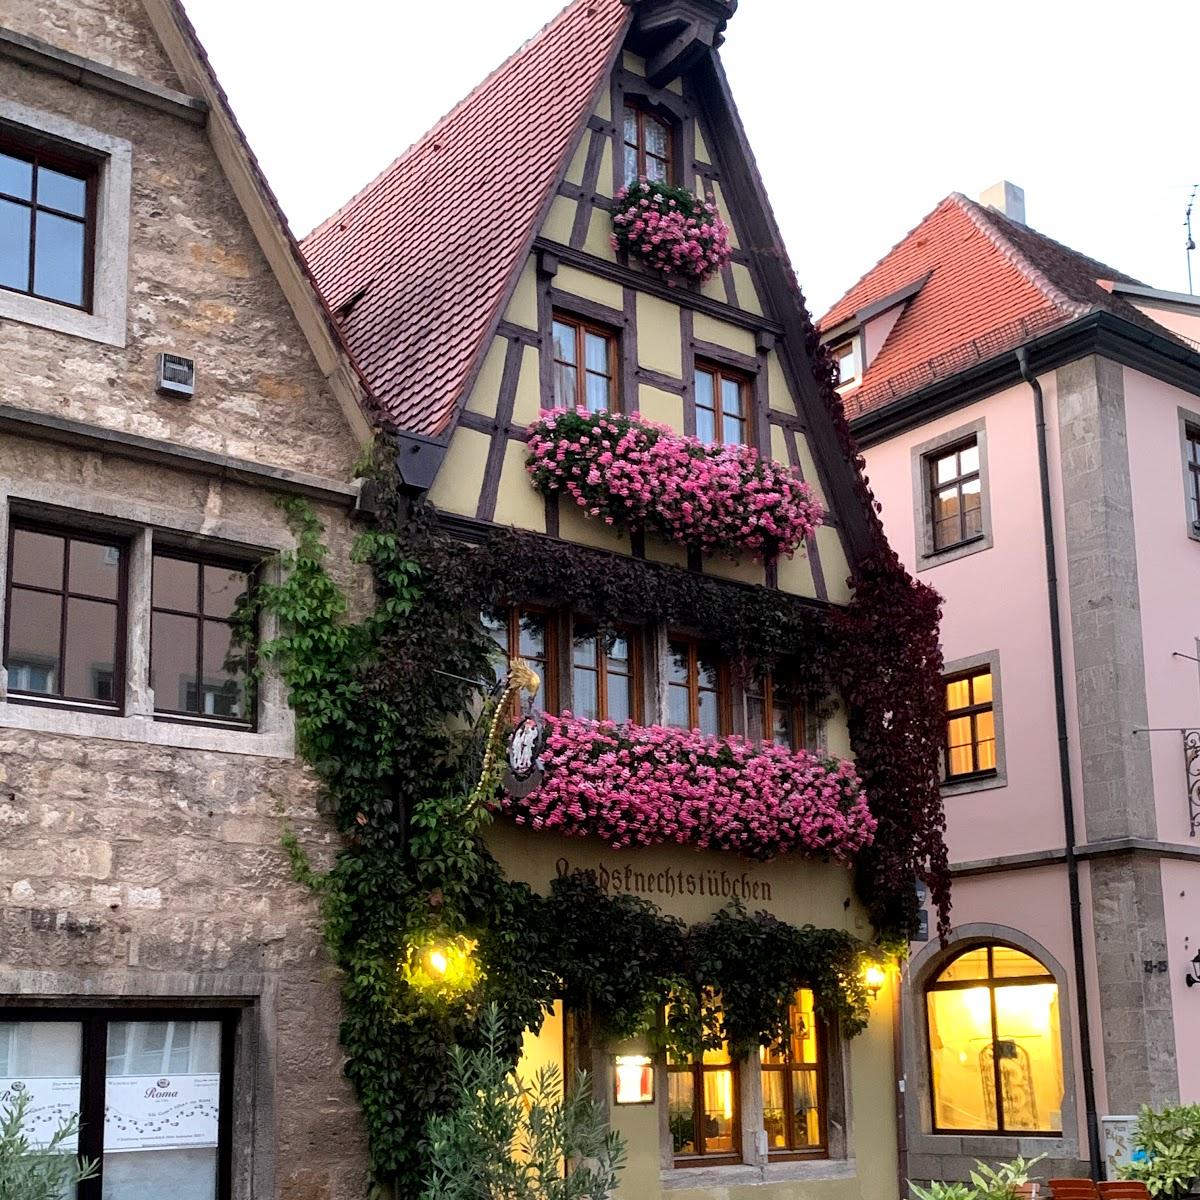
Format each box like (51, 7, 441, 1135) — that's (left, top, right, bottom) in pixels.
(864, 964, 887, 997)
(402, 933, 482, 998)
(613, 1055, 654, 1105)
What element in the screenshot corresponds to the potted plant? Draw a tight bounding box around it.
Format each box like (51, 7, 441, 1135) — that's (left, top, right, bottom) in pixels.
(0, 1091, 98, 1200)
(1120, 1103, 1200, 1197)
(610, 179, 732, 286)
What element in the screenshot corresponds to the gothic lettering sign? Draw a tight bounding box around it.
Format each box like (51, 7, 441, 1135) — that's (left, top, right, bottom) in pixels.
(555, 856, 773, 904)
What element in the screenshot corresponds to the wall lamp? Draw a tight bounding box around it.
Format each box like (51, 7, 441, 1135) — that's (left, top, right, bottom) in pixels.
(1187, 950, 1200, 988)
(863, 963, 887, 999)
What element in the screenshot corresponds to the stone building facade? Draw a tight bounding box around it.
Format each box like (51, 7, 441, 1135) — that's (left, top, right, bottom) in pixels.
(0, 1, 374, 1196)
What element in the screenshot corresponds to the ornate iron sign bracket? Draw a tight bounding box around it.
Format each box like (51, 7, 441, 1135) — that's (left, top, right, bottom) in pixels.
(1184, 729, 1200, 837)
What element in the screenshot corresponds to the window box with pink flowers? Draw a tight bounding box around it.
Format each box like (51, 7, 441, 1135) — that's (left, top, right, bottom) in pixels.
(610, 179, 733, 285)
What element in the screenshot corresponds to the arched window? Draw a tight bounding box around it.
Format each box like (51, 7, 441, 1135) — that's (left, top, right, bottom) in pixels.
(926, 944, 1064, 1134)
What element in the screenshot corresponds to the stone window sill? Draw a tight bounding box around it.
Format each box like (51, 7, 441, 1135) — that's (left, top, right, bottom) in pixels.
(661, 1157, 855, 1190)
(0, 700, 293, 759)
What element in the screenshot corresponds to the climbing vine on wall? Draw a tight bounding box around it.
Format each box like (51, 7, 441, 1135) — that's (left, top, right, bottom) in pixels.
(248, 436, 946, 1191)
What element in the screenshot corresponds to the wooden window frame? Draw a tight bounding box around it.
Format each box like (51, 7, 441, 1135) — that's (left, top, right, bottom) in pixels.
(0, 135, 98, 312)
(0, 1006, 237, 1200)
(694, 361, 753, 448)
(943, 667, 996, 782)
(760, 991, 828, 1160)
(666, 635, 729, 735)
(927, 437, 982, 552)
(570, 618, 641, 724)
(550, 312, 619, 413)
(745, 671, 805, 751)
(3, 520, 127, 712)
(622, 99, 675, 186)
(926, 945, 1060, 1136)
(488, 604, 559, 714)
(666, 1056, 741, 1166)
(150, 548, 257, 730)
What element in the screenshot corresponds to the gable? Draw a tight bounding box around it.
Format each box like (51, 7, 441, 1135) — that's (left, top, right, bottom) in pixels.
(429, 46, 858, 604)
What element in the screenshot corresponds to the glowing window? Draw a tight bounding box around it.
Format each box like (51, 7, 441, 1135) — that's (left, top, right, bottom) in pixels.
(666, 1023, 739, 1163)
(926, 944, 1064, 1134)
(944, 668, 996, 780)
(760, 988, 826, 1157)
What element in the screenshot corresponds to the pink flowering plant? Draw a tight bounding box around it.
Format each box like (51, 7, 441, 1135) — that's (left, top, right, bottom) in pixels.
(526, 407, 824, 561)
(500, 714, 876, 863)
(611, 179, 732, 285)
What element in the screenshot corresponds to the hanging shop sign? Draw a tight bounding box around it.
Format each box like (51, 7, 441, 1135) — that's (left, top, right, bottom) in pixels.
(503, 713, 545, 797)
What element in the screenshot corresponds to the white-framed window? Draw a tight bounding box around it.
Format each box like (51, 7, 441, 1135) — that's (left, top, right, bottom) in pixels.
(831, 337, 861, 390)
(0, 98, 131, 347)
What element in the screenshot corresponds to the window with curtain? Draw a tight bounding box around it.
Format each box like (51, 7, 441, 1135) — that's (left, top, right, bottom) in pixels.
(761, 988, 826, 1157)
(666, 1023, 739, 1163)
(622, 100, 673, 184)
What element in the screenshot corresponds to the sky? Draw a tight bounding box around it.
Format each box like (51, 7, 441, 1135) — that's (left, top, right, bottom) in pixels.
(184, 0, 1200, 319)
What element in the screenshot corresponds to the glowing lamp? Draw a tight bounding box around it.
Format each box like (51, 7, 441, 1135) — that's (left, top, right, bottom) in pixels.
(402, 933, 482, 998)
(613, 1055, 655, 1105)
(1187, 950, 1200, 989)
(863, 963, 887, 999)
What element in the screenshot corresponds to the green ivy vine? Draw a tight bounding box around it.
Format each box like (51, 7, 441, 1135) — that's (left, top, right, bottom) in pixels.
(246, 465, 927, 1194)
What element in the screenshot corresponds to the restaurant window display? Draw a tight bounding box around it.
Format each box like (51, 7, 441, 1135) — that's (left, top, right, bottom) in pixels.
(760, 988, 826, 1157)
(666, 1027, 739, 1164)
(0, 1010, 233, 1199)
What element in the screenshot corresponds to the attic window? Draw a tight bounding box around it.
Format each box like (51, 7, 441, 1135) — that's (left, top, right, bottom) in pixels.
(831, 338, 860, 390)
(623, 100, 674, 185)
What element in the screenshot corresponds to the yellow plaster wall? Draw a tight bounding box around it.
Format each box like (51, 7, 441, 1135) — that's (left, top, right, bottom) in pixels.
(767, 353, 797, 417)
(559, 500, 632, 555)
(564, 139, 589, 186)
(643, 537, 688, 569)
(636, 293, 683, 376)
(585, 205, 618, 261)
(776, 549, 816, 599)
(731, 263, 764, 316)
(518, 1000, 564, 1084)
(710, 180, 741, 250)
(638, 384, 684, 433)
(623, 50, 646, 74)
(703, 555, 764, 587)
(692, 312, 755, 357)
(505, 260, 539, 330)
(511, 346, 543, 427)
(541, 194, 576, 246)
(695, 124, 712, 164)
(464, 337, 507, 417)
(815, 527, 852, 605)
(595, 83, 611, 123)
(428, 427, 491, 517)
(494, 439, 546, 532)
(596, 138, 615, 199)
(556, 265, 623, 311)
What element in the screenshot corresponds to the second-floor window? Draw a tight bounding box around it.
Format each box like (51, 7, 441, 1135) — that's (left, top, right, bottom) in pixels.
(571, 621, 638, 723)
(695, 363, 750, 447)
(552, 314, 617, 413)
(945, 668, 995, 780)
(0, 141, 94, 309)
(667, 637, 725, 737)
(745, 673, 804, 750)
(484, 606, 557, 713)
(151, 553, 252, 725)
(1186, 426, 1200, 530)
(622, 100, 673, 184)
(928, 438, 982, 551)
(4, 524, 124, 708)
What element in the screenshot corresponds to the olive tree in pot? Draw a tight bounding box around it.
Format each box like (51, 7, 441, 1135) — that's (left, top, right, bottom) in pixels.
(1120, 1103, 1200, 1197)
(0, 1091, 98, 1200)
(422, 1004, 626, 1200)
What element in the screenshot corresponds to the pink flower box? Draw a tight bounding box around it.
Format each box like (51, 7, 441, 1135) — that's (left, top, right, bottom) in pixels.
(611, 179, 732, 285)
(500, 714, 876, 863)
(526, 408, 824, 562)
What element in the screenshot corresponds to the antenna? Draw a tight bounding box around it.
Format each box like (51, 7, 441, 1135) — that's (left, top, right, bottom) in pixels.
(1187, 183, 1198, 295)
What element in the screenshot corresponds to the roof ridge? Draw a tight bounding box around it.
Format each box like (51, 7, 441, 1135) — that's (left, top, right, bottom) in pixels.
(304, 0, 589, 243)
(951, 193, 1091, 320)
(817, 195, 957, 327)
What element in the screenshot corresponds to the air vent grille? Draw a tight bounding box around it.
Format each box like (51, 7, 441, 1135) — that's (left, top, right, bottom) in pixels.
(156, 353, 195, 398)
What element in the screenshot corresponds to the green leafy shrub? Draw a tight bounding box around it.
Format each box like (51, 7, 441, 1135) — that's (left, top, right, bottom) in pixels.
(422, 1004, 626, 1200)
(910, 1154, 1045, 1200)
(1120, 1102, 1200, 1197)
(0, 1092, 98, 1200)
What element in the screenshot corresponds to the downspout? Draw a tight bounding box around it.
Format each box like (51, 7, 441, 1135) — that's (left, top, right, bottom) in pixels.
(1015, 346, 1102, 1179)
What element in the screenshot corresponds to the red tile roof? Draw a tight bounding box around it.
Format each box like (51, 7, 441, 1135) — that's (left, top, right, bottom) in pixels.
(301, 0, 630, 437)
(819, 193, 1159, 419)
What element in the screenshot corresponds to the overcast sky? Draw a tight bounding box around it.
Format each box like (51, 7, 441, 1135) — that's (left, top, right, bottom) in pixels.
(184, 0, 1199, 318)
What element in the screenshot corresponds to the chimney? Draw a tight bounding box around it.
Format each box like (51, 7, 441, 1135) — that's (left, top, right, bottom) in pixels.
(979, 180, 1026, 226)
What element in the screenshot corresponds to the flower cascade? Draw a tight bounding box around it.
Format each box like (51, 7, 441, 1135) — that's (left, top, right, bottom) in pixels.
(501, 714, 877, 863)
(610, 179, 732, 285)
(526, 408, 824, 562)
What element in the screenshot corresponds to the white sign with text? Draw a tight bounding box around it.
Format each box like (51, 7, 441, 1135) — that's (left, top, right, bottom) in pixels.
(104, 1074, 220, 1153)
(0, 1077, 80, 1150)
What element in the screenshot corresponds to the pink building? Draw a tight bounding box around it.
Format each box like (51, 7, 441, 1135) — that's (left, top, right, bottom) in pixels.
(821, 183, 1200, 1184)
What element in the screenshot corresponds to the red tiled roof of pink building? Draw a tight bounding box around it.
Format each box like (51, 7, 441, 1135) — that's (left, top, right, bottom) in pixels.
(301, 0, 630, 436)
(820, 194, 1155, 419)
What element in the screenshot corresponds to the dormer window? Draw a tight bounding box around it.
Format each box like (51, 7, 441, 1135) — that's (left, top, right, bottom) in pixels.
(622, 100, 673, 185)
(831, 337, 860, 390)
